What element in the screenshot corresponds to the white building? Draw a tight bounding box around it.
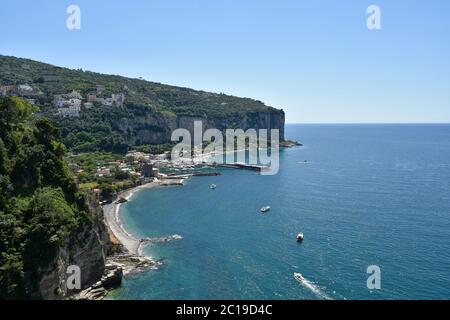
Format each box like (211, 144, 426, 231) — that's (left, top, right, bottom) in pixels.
(111, 93, 125, 107)
(54, 97, 81, 107)
(69, 98, 82, 107)
(67, 90, 82, 99)
(102, 98, 114, 106)
(53, 90, 83, 117)
(87, 93, 125, 107)
(57, 104, 80, 117)
(54, 95, 68, 107)
(18, 84, 34, 95)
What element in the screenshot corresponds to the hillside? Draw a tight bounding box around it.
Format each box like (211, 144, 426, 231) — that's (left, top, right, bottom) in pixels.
(0, 55, 285, 153)
(0, 97, 109, 299)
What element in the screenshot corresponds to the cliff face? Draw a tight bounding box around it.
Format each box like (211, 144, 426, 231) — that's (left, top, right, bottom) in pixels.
(38, 204, 109, 300)
(1, 55, 287, 152)
(115, 110, 285, 145)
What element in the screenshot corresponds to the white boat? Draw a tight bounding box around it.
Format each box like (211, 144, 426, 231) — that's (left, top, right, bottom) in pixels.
(294, 272, 305, 283)
(210, 184, 217, 189)
(260, 206, 271, 213)
(296, 233, 304, 242)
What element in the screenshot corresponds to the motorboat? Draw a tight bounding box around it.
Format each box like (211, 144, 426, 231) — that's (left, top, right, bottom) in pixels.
(296, 233, 304, 242)
(260, 206, 271, 213)
(294, 272, 304, 283)
(210, 184, 217, 189)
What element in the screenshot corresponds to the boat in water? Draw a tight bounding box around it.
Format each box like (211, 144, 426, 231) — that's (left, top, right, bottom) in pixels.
(260, 206, 271, 213)
(296, 233, 304, 242)
(294, 272, 305, 283)
(210, 184, 217, 189)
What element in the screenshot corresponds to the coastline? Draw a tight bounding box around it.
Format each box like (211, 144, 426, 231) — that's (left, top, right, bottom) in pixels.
(103, 177, 186, 256)
(74, 181, 170, 300)
(103, 181, 161, 255)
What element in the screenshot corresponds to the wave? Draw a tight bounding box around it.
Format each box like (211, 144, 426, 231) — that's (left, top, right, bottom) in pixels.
(298, 276, 333, 300)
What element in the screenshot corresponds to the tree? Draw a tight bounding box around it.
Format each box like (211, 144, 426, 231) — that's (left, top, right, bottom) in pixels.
(0, 97, 91, 299)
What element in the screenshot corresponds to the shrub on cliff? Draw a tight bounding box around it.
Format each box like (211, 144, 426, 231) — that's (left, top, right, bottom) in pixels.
(0, 97, 91, 299)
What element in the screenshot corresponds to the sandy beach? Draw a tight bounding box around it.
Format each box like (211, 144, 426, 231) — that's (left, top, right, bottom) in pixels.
(103, 181, 161, 255)
(103, 179, 185, 255)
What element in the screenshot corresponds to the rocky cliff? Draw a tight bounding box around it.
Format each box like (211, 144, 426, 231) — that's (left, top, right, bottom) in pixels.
(0, 55, 286, 153)
(38, 201, 110, 300)
(115, 110, 285, 145)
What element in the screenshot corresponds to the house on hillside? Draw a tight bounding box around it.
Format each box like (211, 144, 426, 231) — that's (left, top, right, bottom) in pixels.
(111, 93, 125, 107)
(142, 163, 159, 178)
(18, 84, 34, 96)
(57, 104, 81, 117)
(53, 90, 83, 117)
(0, 85, 18, 96)
(67, 90, 83, 100)
(87, 92, 125, 107)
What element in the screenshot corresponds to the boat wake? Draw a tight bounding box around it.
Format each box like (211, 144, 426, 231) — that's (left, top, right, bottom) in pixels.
(297, 276, 332, 300)
(141, 234, 183, 245)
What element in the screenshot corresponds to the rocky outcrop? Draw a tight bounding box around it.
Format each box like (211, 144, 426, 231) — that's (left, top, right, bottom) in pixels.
(115, 109, 285, 145)
(71, 252, 158, 300)
(107, 253, 159, 275)
(176, 110, 285, 141)
(280, 140, 303, 148)
(38, 201, 111, 300)
(114, 112, 176, 145)
(38, 224, 108, 299)
(72, 263, 123, 300)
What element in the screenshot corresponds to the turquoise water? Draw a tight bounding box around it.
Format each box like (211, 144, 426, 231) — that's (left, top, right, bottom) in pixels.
(110, 124, 450, 300)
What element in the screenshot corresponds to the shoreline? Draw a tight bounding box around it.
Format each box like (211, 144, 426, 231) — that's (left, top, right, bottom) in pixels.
(103, 181, 161, 255)
(103, 178, 186, 256)
(75, 180, 182, 300)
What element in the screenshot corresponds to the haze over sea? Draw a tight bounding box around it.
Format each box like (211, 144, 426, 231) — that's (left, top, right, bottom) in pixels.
(109, 124, 450, 300)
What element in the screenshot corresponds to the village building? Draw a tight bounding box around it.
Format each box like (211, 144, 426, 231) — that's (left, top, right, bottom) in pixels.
(0, 85, 18, 96)
(53, 90, 83, 117)
(57, 104, 81, 117)
(142, 163, 159, 178)
(17, 84, 34, 96)
(111, 93, 125, 107)
(96, 168, 111, 177)
(100, 98, 113, 106)
(86, 92, 125, 107)
(126, 151, 150, 162)
(67, 90, 83, 99)
(87, 94, 97, 102)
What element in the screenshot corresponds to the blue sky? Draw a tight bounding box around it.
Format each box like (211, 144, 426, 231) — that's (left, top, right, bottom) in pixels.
(1, 0, 449, 123)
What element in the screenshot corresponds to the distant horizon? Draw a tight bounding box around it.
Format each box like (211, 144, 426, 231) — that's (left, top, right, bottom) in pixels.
(2, 53, 450, 125)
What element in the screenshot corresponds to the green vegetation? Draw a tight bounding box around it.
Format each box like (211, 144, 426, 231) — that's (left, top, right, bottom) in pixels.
(54, 106, 137, 154)
(0, 55, 284, 153)
(0, 55, 275, 116)
(135, 143, 174, 155)
(67, 152, 139, 202)
(70, 152, 121, 175)
(0, 97, 93, 299)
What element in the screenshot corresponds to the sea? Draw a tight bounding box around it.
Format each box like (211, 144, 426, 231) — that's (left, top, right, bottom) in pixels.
(108, 124, 450, 300)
